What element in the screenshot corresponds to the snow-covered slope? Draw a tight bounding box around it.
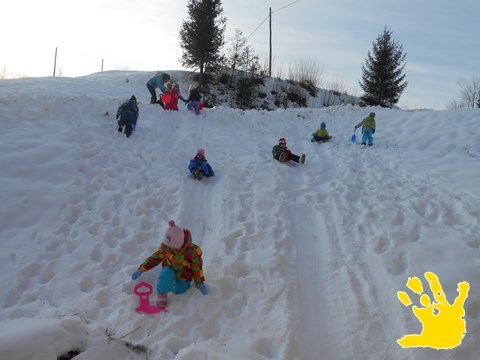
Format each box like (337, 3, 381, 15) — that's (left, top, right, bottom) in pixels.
(0, 71, 479, 360)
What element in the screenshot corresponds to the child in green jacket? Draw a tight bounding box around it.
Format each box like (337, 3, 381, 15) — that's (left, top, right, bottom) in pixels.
(355, 112, 376, 146)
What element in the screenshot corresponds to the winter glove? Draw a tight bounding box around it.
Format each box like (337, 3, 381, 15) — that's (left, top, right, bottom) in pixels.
(131, 269, 143, 280)
(196, 284, 207, 295)
(372, 129, 375, 134)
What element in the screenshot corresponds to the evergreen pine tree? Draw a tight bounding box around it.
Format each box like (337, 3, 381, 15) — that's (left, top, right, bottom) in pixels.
(359, 26, 408, 106)
(179, 0, 226, 88)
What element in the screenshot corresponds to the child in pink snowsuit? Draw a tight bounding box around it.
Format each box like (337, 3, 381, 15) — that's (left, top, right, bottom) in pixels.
(167, 83, 187, 111)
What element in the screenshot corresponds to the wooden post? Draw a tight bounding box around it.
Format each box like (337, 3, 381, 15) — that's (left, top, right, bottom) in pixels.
(269, 7, 272, 77)
(53, 47, 58, 77)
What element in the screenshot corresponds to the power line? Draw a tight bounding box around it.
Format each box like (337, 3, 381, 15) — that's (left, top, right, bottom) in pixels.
(274, 0, 303, 12)
(246, 15, 269, 40)
(245, 0, 303, 40)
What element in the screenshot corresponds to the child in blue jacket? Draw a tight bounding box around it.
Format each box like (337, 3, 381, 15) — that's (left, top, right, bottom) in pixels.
(188, 148, 214, 180)
(116, 95, 139, 138)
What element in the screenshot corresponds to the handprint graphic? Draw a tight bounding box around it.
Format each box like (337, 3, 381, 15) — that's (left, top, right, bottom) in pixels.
(397, 271, 469, 349)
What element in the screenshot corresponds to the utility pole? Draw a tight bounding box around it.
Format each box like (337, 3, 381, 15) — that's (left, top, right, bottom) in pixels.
(269, 7, 272, 77)
(53, 47, 58, 77)
(101, 59, 104, 72)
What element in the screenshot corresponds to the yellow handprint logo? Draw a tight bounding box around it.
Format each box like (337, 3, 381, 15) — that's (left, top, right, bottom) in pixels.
(397, 272, 469, 349)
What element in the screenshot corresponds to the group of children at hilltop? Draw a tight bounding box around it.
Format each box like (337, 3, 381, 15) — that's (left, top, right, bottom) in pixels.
(145, 71, 204, 115)
(123, 72, 378, 309)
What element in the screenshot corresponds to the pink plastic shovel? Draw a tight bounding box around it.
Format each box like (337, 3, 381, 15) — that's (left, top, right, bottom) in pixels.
(134, 282, 168, 314)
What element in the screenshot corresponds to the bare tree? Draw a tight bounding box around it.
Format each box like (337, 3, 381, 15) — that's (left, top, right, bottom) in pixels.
(328, 76, 347, 95)
(446, 98, 466, 110)
(0, 67, 24, 79)
(458, 75, 480, 109)
(288, 58, 323, 87)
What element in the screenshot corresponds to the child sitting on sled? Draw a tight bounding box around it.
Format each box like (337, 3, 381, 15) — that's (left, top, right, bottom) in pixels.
(311, 122, 332, 142)
(272, 138, 306, 164)
(131, 220, 207, 308)
(188, 148, 214, 180)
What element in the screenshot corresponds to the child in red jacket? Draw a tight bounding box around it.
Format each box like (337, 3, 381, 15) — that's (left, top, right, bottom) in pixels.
(131, 220, 207, 308)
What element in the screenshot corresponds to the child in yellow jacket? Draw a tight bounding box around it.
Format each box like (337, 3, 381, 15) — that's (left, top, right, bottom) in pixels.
(311, 122, 332, 142)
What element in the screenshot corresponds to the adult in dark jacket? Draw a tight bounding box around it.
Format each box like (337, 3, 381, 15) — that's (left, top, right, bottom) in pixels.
(116, 95, 139, 138)
(146, 72, 171, 106)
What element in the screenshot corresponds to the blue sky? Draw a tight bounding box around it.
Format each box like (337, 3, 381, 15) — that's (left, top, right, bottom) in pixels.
(2, 0, 479, 109)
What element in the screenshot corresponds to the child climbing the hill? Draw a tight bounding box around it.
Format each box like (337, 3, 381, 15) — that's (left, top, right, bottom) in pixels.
(116, 95, 139, 138)
(146, 72, 171, 107)
(185, 87, 202, 115)
(188, 148, 214, 180)
(131, 220, 207, 309)
(164, 83, 187, 111)
(355, 112, 376, 146)
(161, 82, 174, 110)
(311, 122, 332, 142)
(272, 138, 306, 164)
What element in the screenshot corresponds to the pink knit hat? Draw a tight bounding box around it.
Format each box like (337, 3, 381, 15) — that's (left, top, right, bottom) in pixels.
(196, 148, 205, 158)
(164, 220, 184, 249)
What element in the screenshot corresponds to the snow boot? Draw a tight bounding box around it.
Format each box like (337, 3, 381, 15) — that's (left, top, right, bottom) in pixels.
(299, 154, 306, 164)
(192, 168, 200, 179)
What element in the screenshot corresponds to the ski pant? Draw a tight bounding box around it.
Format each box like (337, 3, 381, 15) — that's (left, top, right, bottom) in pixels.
(187, 101, 201, 115)
(361, 127, 374, 146)
(311, 136, 330, 142)
(156, 266, 191, 295)
(146, 83, 157, 103)
(277, 150, 300, 163)
(117, 114, 135, 137)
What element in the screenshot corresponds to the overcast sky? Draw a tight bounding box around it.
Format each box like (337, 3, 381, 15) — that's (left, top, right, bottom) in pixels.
(2, 0, 479, 109)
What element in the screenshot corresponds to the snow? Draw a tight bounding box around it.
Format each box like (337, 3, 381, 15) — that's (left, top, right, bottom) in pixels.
(1, 71, 479, 360)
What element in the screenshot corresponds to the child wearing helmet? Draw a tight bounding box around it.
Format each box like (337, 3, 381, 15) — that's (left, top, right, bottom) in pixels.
(311, 122, 332, 142)
(131, 220, 207, 308)
(355, 112, 376, 146)
(272, 138, 306, 164)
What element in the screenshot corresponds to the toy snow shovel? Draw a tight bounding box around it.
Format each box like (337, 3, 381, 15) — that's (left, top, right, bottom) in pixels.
(351, 128, 357, 143)
(134, 282, 167, 314)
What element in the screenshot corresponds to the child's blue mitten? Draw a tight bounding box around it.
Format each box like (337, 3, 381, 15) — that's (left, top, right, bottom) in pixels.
(196, 284, 207, 295)
(131, 269, 143, 280)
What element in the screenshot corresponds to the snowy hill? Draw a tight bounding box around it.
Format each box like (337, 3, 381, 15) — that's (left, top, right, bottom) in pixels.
(0, 71, 479, 360)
